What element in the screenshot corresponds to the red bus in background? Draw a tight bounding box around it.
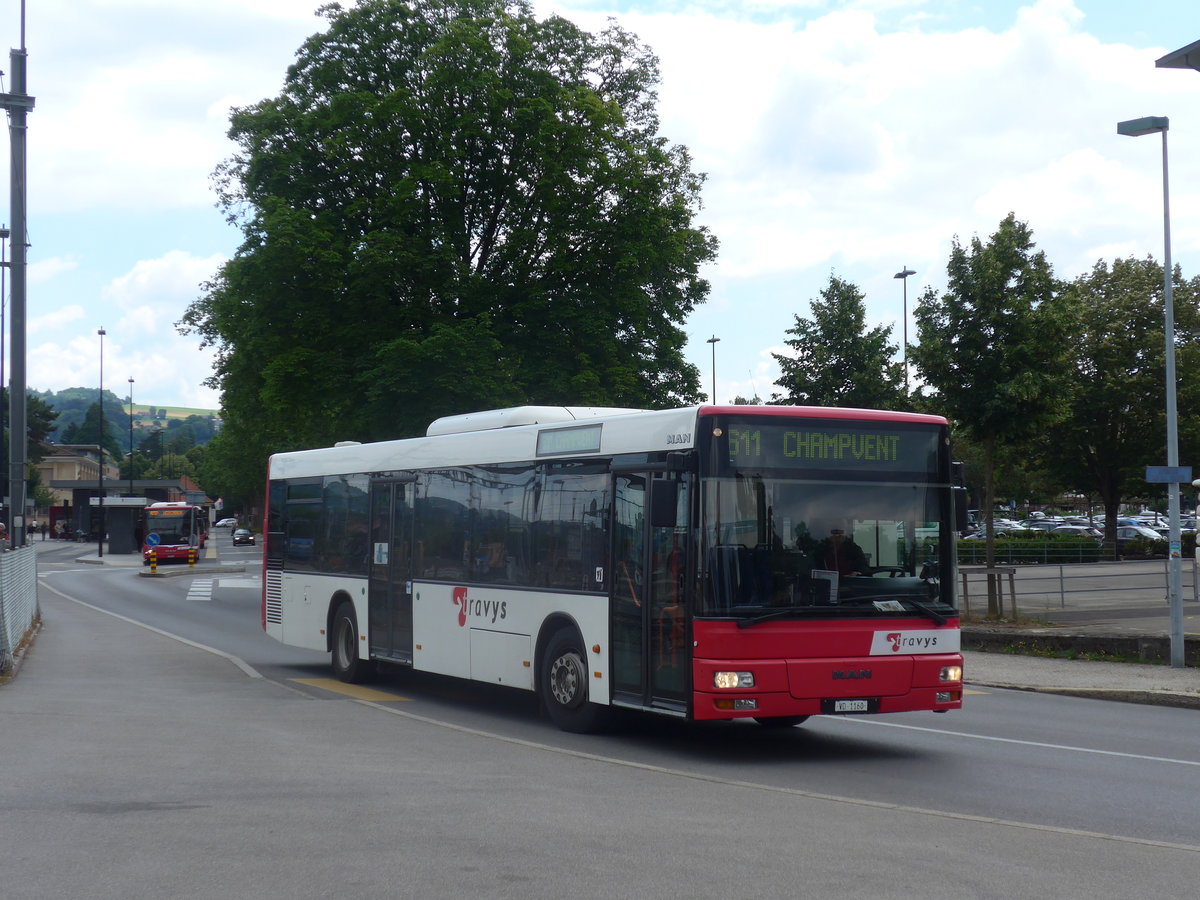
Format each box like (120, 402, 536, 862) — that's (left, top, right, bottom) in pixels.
(142, 501, 208, 565)
(261, 405, 965, 733)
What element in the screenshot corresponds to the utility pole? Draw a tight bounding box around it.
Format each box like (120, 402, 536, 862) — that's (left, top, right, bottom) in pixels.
(1, 4, 35, 547)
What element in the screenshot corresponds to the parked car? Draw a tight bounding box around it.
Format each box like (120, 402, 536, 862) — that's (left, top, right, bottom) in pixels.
(1115, 524, 1164, 556)
(215, 517, 238, 528)
(232, 528, 256, 546)
(1019, 519, 1062, 531)
(1052, 525, 1103, 539)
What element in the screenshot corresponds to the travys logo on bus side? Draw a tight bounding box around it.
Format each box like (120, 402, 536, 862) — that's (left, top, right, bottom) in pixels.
(451, 587, 508, 627)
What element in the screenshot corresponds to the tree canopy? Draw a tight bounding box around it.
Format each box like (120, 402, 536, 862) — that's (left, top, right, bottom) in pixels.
(1038, 256, 1200, 542)
(771, 273, 906, 409)
(911, 213, 1076, 612)
(182, 0, 716, 474)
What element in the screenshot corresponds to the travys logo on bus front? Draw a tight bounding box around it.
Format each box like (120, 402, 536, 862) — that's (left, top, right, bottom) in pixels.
(451, 587, 508, 627)
(869, 629, 960, 655)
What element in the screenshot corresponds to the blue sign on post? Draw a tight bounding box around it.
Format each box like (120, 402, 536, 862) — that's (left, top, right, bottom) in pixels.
(145, 532, 161, 547)
(1145, 466, 1193, 483)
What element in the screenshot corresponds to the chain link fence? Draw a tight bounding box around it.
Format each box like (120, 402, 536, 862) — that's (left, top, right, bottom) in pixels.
(0, 546, 39, 674)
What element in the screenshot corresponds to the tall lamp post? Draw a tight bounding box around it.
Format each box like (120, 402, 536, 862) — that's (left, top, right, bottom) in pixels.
(128, 376, 135, 497)
(97, 327, 106, 558)
(706, 335, 720, 404)
(894, 267, 916, 393)
(0, 224, 8, 536)
(1117, 115, 1184, 668)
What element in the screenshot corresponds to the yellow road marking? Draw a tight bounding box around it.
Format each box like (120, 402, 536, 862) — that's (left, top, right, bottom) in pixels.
(964, 688, 988, 695)
(291, 678, 411, 702)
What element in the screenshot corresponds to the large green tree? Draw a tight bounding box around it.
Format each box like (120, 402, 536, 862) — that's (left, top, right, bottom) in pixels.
(771, 273, 906, 409)
(912, 213, 1076, 614)
(1038, 256, 1200, 548)
(182, 0, 716, 475)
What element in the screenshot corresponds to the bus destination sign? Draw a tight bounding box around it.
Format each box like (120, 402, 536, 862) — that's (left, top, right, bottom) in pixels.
(726, 422, 938, 472)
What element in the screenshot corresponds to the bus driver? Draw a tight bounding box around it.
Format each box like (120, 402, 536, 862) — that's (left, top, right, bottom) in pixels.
(813, 523, 869, 577)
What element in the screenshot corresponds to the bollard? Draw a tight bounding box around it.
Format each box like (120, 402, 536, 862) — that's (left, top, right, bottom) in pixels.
(188, 547, 197, 568)
(150, 548, 157, 574)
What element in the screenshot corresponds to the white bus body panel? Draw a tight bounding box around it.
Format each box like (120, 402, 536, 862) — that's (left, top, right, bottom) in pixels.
(263, 571, 366, 653)
(412, 582, 610, 703)
(267, 574, 611, 701)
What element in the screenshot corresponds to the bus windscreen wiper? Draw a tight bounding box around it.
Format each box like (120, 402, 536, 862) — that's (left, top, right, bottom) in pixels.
(897, 597, 947, 626)
(736, 606, 807, 629)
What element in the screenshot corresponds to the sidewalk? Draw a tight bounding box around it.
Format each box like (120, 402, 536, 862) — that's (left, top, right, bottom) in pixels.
(964, 649, 1200, 710)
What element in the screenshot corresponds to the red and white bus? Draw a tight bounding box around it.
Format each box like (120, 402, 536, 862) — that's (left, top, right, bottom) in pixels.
(263, 405, 964, 731)
(142, 501, 208, 565)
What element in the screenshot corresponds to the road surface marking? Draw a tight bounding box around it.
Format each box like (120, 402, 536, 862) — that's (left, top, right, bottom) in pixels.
(291, 677, 412, 702)
(186, 578, 214, 601)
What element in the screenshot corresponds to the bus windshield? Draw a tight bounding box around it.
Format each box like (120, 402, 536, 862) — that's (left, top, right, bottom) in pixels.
(146, 509, 201, 546)
(701, 476, 955, 617)
(699, 414, 956, 619)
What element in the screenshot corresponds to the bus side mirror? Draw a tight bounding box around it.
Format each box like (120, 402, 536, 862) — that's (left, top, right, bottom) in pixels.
(651, 482, 678, 529)
(953, 487, 969, 533)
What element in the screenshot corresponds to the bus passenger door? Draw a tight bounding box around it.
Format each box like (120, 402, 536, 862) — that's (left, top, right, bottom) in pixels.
(368, 480, 414, 664)
(611, 472, 689, 712)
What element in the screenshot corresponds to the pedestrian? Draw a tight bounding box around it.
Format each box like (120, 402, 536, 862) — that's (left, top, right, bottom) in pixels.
(41, 521, 48, 541)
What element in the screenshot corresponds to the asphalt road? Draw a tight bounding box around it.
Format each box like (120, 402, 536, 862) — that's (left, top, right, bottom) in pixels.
(4, 543, 1200, 896)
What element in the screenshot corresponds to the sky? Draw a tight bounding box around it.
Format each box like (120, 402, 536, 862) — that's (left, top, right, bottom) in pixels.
(0, 0, 1198, 413)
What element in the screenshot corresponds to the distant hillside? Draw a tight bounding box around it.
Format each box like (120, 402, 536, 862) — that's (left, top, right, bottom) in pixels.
(36, 388, 220, 447)
(132, 404, 220, 422)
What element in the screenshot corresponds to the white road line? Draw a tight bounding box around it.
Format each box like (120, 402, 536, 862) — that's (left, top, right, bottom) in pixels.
(186, 578, 214, 602)
(836, 716, 1200, 768)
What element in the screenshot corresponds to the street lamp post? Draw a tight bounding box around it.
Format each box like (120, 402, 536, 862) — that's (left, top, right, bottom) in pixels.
(1117, 115, 1184, 668)
(97, 327, 106, 558)
(0, 224, 8, 537)
(128, 376, 135, 497)
(894, 267, 916, 393)
(706, 335, 720, 404)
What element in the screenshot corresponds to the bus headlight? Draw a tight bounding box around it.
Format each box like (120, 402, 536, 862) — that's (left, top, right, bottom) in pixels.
(940, 665, 963, 683)
(714, 671, 754, 689)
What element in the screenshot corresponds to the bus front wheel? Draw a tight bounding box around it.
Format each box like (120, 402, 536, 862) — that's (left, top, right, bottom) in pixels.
(540, 628, 608, 733)
(331, 601, 366, 684)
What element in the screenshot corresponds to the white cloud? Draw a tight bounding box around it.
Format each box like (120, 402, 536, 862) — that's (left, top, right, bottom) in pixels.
(28, 256, 80, 285)
(28, 303, 86, 335)
(6, 0, 1200, 410)
(28, 250, 224, 408)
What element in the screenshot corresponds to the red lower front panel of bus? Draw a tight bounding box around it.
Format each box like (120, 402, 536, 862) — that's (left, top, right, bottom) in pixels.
(690, 618, 964, 721)
(142, 544, 198, 563)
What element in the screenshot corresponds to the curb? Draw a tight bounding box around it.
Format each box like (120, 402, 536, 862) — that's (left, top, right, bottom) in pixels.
(0, 615, 42, 684)
(963, 626, 1200, 668)
(137, 565, 248, 578)
(969, 680, 1200, 711)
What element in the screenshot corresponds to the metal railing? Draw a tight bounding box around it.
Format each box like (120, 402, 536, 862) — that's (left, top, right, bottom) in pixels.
(957, 556, 1194, 621)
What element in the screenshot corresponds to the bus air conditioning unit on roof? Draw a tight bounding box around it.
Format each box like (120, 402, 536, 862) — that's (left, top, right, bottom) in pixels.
(426, 406, 647, 437)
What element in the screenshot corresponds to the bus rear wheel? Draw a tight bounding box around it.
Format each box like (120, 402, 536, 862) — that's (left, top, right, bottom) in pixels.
(540, 628, 608, 733)
(753, 716, 809, 728)
(332, 601, 366, 684)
